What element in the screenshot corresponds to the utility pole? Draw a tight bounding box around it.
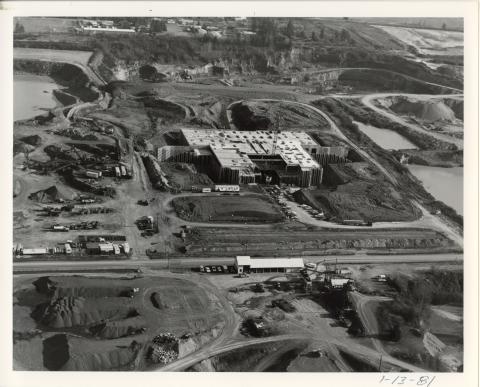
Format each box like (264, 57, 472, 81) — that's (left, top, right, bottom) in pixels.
(378, 355, 383, 371)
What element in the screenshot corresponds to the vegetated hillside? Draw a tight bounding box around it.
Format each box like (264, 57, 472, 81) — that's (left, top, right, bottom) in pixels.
(297, 18, 406, 51)
(376, 269, 463, 350)
(14, 18, 461, 89)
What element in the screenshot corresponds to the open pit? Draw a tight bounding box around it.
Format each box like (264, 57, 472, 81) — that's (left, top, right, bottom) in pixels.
(230, 100, 329, 131)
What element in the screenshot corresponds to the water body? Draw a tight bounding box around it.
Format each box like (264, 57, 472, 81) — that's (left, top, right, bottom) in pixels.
(407, 165, 463, 215)
(354, 121, 418, 150)
(14, 74, 60, 121)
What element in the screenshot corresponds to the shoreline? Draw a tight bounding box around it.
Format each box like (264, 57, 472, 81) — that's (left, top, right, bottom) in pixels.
(14, 72, 63, 122)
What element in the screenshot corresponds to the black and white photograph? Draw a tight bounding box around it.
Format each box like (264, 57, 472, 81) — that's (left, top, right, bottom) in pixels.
(2, 1, 478, 385)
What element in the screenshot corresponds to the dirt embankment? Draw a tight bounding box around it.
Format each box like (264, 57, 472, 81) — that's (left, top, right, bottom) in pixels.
(230, 100, 328, 131)
(184, 227, 457, 257)
(392, 149, 463, 168)
(295, 181, 421, 223)
(43, 334, 141, 371)
(338, 68, 461, 94)
(14, 59, 99, 102)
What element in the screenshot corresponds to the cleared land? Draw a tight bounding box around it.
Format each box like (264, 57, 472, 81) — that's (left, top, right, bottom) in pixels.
(172, 195, 285, 223)
(13, 275, 225, 371)
(374, 25, 464, 56)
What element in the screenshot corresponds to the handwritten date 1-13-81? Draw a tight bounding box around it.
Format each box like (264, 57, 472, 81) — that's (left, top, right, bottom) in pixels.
(379, 375, 436, 386)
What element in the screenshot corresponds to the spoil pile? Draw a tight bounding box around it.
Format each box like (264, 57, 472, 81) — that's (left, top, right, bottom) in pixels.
(19, 134, 42, 146)
(42, 334, 141, 371)
(387, 97, 456, 122)
(34, 276, 136, 298)
(28, 186, 69, 203)
(32, 296, 137, 328)
(89, 316, 146, 339)
(231, 101, 328, 131)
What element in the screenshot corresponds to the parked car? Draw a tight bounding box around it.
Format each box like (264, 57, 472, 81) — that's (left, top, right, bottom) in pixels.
(199, 265, 204, 272)
(205, 266, 211, 273)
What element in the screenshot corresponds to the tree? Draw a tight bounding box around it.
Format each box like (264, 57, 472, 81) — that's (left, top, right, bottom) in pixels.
(14, 22, 25, 34)
(311, 31, 318, 41)
(340, 28, 350, 41)
(286, 20, 295, 38)
(442, 22, 447, 30)
(150, 19, 167, 33)
(251, 17, 258, 32)
(320, 27, 325, 39)
(118, 20, 131, 29)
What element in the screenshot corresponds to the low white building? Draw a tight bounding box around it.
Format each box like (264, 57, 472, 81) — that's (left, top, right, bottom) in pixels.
(234, 256, 304, 274)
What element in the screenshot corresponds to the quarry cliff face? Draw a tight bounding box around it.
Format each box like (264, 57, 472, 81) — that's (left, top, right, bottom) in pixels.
(14, 59, 90, 87)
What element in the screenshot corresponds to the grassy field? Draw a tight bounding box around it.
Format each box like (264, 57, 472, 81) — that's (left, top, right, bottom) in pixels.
(172, 195, 285, 223)
(15, 17, 78, 34)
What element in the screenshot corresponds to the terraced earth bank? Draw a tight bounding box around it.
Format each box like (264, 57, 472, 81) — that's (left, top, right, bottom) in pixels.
(13, 275, 225, 371)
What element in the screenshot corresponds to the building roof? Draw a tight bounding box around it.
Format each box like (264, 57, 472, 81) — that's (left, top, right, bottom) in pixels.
(235, 256, 304, 269)
(181, 129, 320, 170)
(331, 278, 350, 287)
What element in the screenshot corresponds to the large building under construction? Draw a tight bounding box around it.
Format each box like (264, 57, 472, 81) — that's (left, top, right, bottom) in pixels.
(171, 129, 324, 187)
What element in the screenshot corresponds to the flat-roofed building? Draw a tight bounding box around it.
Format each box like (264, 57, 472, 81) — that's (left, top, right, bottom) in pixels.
(234, 255, 304, 274)
(179, 129, 323, 187)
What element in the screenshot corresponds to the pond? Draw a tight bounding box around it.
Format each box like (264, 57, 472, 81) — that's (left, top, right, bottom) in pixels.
(354, 121, 418, 150)
(407, 165, 463, 215)
(14, 74, 60, 121)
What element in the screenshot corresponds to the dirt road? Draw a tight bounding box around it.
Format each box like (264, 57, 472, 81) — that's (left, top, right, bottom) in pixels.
(13, 253, 463, 274)
(157, 331, 427, 372)
(349, 291, 392, 355)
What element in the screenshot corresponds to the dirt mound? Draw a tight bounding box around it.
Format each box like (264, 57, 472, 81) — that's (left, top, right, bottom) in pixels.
(33, 296, 137, 328)
(34, 276, 136, 298)
(28, 186, 68, 203)
(89, 316, 146, 339)
(63, 340, 141, 371)
(231, 101, 272, 130)
(43, 334, 71, 370)
(19, 134, 42, 146)
(43, 334, 141, 371)
(151, 292, 169, 310)
(295, 182, 421, 223)
(444, 98, 463, 120)
(388, 97, 456, 122)
(231, 100, 328, 131)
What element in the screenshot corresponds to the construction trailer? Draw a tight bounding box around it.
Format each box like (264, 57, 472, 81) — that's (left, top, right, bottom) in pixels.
(21, 248, 48, 256)
(85, 170, 102, 179)
(234, 255, 304, 274)
(214, 184, 240, 192)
